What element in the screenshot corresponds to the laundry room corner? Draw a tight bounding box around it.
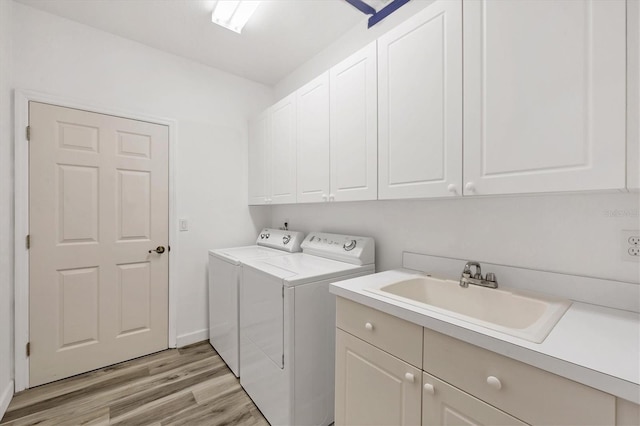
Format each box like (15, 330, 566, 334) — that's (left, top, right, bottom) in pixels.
(0, 0, 15, 416)
(9, 1, 275, 368)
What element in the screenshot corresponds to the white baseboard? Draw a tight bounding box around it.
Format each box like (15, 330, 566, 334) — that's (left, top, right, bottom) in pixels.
(0, 380, 13, 420)
(176, 328, 209, 348)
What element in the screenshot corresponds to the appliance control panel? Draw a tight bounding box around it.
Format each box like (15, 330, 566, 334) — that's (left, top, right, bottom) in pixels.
(256, 228, 305, 253)
(301, 232, 375, 265)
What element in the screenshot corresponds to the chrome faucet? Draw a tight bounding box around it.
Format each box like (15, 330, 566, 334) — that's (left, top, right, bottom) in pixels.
(459, 261, 498, 289)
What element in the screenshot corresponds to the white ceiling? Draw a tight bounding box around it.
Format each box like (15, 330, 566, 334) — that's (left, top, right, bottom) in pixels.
(15, 0, 366, 85)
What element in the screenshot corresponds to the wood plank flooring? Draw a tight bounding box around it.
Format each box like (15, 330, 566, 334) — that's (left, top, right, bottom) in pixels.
(1, 342, 269, 426)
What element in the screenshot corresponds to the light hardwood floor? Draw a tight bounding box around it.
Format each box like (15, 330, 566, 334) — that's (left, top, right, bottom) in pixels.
(0, 342, 269, 426)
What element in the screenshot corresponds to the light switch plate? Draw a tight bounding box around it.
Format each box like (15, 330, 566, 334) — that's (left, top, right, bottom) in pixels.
(179, 219, 189, 231)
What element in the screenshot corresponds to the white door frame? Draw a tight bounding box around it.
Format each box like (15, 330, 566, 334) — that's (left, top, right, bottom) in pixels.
(13, 89, 179, 392)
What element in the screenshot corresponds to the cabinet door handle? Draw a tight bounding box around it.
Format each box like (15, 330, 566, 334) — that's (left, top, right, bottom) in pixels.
(329, 193, 335, 201)
(447, 183, 457, 194)
(486, 376, 502, 390)
(465, 182, 476, 193)
(423, 383, 435, 394)
(322, 194, 328, 201)
(364, 322, 373, 331)
(404, 373, 415, 383)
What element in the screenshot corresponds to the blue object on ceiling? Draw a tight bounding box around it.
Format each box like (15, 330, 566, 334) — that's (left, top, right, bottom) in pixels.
(345, 0, 411, 28)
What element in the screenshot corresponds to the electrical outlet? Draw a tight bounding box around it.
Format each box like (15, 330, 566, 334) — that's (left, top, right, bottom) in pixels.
(621, 230, 640, 262)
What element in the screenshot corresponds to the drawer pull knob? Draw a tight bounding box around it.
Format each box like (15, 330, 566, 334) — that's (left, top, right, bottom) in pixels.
(486, 376, 502, 390)
(423, 383, 435, 394)
(404, 373, 415, 383)
(365, 322, 373, 331)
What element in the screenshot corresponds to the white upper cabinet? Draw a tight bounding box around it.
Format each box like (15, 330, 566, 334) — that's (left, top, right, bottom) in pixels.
(270, 93, 297, 204)
(463, 0, 627, 196)
(330, 42, 378, 202)
(296, 72, 331, 203)
(629, 0, 640, 192)
(378, 0, 462, 200)
(248, 109, 270, 205)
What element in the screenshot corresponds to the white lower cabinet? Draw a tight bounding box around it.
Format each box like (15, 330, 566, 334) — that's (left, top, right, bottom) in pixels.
(335, 329, 421, 426)
(335, 297, 618, 426)
(422, 372, 526, 426)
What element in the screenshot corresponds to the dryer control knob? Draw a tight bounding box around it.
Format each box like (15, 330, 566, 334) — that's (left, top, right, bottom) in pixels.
(343, 240, 357, 251)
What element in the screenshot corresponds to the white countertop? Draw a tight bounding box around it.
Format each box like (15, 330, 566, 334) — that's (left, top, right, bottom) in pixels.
(330, 269, 640, 404)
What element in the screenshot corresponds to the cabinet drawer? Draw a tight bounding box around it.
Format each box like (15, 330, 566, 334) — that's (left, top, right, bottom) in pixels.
(422, 372, 527, 426)
(336, 297, 422, 368)
(423, 328, 615, 425)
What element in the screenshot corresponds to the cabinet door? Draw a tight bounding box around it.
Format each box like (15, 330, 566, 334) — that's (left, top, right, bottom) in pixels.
(463, 0, 626, 195)
(378, 0, 462, 199)
(422, 372, 527, 426)
(629, 0, 640, 191)
(297, 72, 331, 203)
(248, 109, 270, 205)
(270, 93, 297, 204)
(330, 42, 378, 202)
(335, 329, 421, 426)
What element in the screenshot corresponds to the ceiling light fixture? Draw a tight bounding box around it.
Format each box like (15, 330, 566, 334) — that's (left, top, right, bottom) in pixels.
(212, 0, 262, 34)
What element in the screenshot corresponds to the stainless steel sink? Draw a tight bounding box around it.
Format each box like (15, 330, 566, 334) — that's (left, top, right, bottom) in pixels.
(365, 276, 571, 343)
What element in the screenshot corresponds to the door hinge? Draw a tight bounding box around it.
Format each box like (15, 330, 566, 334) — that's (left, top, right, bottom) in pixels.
(26, 126, 30, 141)
(282, 286, 284, 298)
(282, 354, 284, 366)
(26, 342, 30, 357)
(26, 235, 30, 249)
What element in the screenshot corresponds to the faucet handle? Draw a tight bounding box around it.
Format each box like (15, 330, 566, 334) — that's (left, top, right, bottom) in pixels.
(486, 272, 497, 283)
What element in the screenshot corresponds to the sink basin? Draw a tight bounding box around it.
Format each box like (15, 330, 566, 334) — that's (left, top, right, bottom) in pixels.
(365, 276, 571, 343)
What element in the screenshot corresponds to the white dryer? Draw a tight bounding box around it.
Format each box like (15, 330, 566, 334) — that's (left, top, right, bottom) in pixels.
(240, 232, 375, 426)
(208, 228, 305, 377)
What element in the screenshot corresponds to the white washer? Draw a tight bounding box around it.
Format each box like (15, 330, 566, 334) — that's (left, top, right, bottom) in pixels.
(240, 232, 375, 426)
(208, 228, 305, 377)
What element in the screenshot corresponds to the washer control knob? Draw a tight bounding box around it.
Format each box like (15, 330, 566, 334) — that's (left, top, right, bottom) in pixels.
(283, 235, 291, 245)
(343, 239, 357, 251)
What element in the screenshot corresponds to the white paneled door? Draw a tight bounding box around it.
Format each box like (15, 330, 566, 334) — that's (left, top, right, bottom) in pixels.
(29, 102, 169, 387)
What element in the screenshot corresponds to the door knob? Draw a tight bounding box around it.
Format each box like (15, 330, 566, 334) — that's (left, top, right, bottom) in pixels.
(149, 246, 166, 254)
